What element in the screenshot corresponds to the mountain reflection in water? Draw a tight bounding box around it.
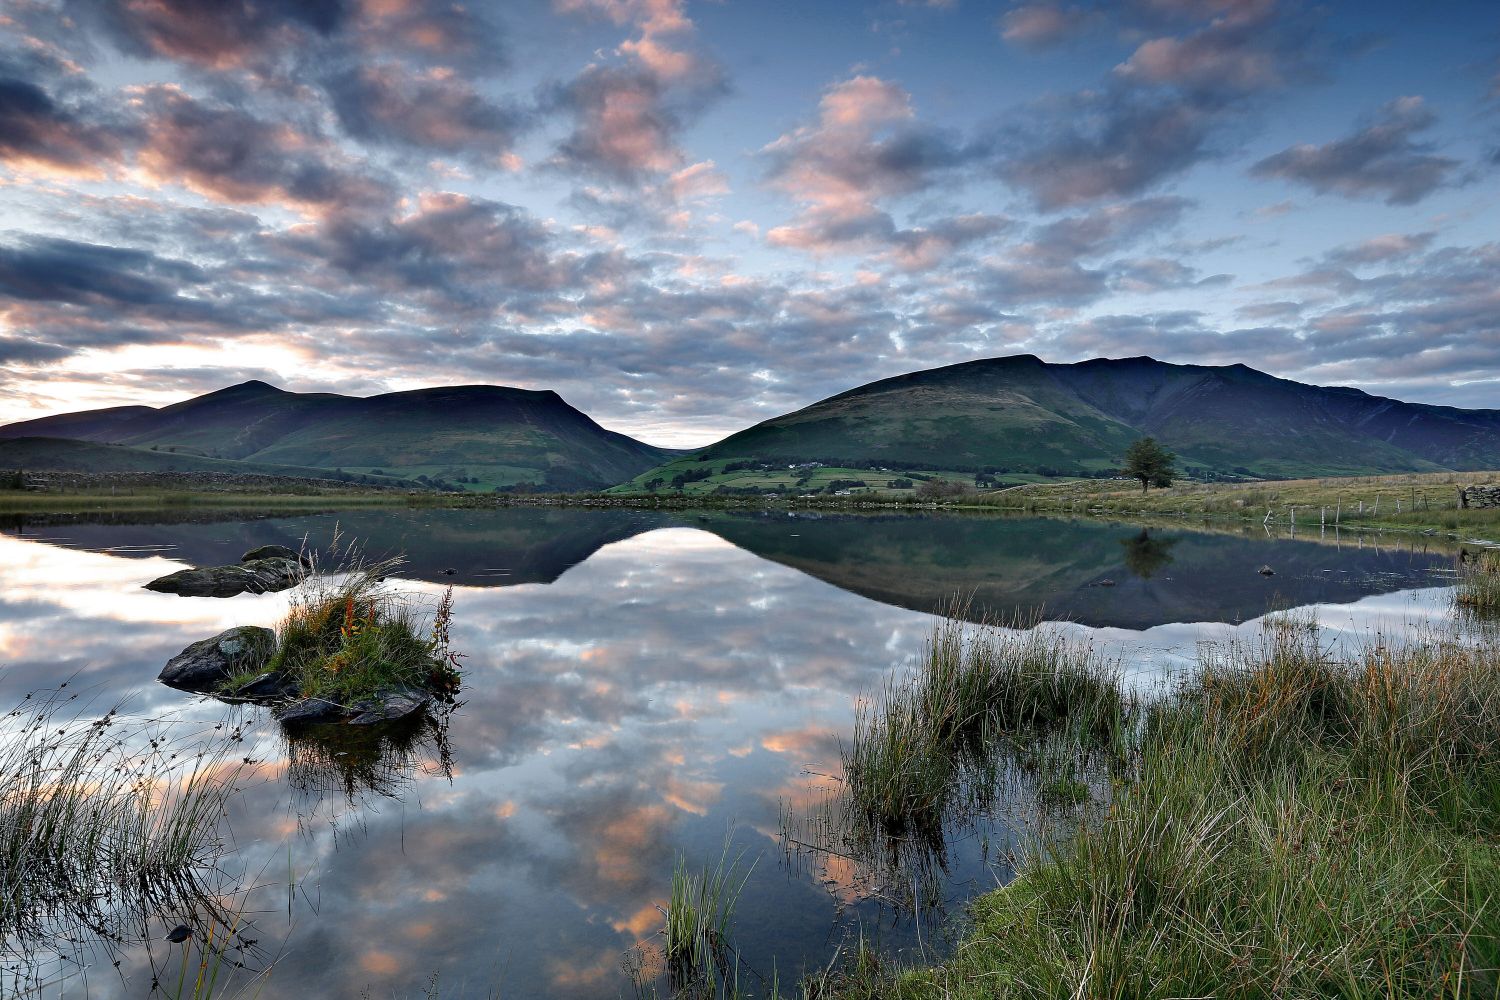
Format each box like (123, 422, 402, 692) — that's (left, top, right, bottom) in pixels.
(0, 508, 1462, 998)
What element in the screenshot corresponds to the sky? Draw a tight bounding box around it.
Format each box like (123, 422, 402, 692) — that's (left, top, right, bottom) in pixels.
(0, 0, 1496, 447)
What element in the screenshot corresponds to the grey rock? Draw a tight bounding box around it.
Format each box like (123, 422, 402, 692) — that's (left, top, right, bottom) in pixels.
(159, 626, 275, 692)
(274, 698, 345, 725)
(145, 557, 301, 598)
(1258, 565, 1275, 576)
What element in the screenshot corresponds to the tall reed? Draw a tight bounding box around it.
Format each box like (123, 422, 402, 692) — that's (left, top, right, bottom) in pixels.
(0, 689, 245, 965)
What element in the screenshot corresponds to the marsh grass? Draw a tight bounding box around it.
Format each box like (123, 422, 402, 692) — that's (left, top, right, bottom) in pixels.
(809, 609, 1500, 999)
(843, 607, 1128, 839)
(0, 689, 247, 972)
(262, 538, 461, 707)
(658, 846, 757, 997)
(1456, 549, 1500, 613)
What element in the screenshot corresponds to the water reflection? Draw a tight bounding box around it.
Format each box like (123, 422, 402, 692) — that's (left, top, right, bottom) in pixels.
(0, 509, 1468, 998)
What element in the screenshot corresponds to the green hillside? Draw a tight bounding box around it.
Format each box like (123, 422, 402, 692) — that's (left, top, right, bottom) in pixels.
(619, 355, 1500, 493)
(1, 381, 680, 492)
(0, 437, 415, 485)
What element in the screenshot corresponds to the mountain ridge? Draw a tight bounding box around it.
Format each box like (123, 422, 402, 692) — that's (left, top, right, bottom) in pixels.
(1, 381, 680, 492)
(621, 355, 1500, 489)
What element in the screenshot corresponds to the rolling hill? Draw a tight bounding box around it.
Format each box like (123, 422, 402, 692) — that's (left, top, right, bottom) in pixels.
(621, 355, 1500, 490)
(0, 381, 680, 491)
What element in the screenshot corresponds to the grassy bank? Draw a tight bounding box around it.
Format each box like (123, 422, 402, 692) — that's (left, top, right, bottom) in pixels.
(807, 610, 1500, 999)
(982, 470, 1500, 543)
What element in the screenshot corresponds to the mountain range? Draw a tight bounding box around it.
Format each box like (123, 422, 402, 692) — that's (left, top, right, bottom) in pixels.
(5, 356, 1500, 490)
(0, 380, 678, 491)
(621, 355, 1500, 488)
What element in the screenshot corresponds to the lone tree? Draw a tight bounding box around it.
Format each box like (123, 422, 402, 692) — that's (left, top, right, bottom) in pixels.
(1123, 437, 1177, 493)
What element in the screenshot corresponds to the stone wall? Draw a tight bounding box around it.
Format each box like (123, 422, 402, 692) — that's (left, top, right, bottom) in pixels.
(1458, 485, 1500, 509)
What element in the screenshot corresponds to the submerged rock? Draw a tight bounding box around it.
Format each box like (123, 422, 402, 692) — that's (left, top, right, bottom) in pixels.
(144, 556, 302, 598)
(240, 544, 311, 566)
(223, 670, 299, 701)
(159, 626, 276, 692)
(274, 698, 345, 726)
(347, 687, 431, 725)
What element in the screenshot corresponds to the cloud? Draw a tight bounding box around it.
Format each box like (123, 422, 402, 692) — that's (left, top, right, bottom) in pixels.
(68, 0, 349, 73)
(999, 4, 1092, 49)
(274, 193, 578, 318)
(1028, 196, 1194, 261)
(1322, 231, 1437, 267)
(995, 87, 1220, 210)
(0, 235, 206, 307)
(1115, 0, 1293, 95)
(133, 86, 389, 210)
(995, 0, 1321, 209)
(762, 75, 982, 260)
(550, 65, 686, 180)
(324, 63, 528, 163)
(0, 53, 127, 176)
(1250, 97, 1462, 205)
(548, 0, 724, 187)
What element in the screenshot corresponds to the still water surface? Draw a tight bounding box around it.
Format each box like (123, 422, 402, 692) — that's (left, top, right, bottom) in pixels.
(0, 508, 1464, 997)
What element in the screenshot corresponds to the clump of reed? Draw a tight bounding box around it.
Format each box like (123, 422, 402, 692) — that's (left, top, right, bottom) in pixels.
(1456, 549, 1500, 613)
(0, 689, 244, 963)
(265, 538, 461, 706)
(655, 846, 756, 998)
(811, 609, 1500, 999)
(842, 608, 1129, 837)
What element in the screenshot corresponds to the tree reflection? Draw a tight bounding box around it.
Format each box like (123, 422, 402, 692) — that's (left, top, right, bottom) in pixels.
(1118, 528, 1177, 579)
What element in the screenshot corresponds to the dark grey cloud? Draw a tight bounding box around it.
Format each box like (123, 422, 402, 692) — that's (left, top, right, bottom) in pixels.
(1250, 97, 1462, 205)
(994, 0, 1326, 209)
(272, 194, 579, 318)
(66, 0, 349, 74)
(137, 86, 391, 209)
(324, 64, 529, 162)
(0, 49, 128, 173)
(0, 336, 71, 365)
(0, 236, 205, 307)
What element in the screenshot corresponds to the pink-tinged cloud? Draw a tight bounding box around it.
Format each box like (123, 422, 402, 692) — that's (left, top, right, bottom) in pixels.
(549, 0, 722, 190)
(1000, 5, 1089, 49)
(1115, 0, 1284, 93)
(763, 75, 980, 261)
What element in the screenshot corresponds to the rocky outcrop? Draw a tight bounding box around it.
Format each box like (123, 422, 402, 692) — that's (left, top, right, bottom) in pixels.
(162, 626, 438, 728)
(158, 626, 276, 692)
(144, 548, 304, 597)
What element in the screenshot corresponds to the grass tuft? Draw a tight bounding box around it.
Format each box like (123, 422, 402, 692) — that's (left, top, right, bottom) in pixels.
(263, 538, 461, 707)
